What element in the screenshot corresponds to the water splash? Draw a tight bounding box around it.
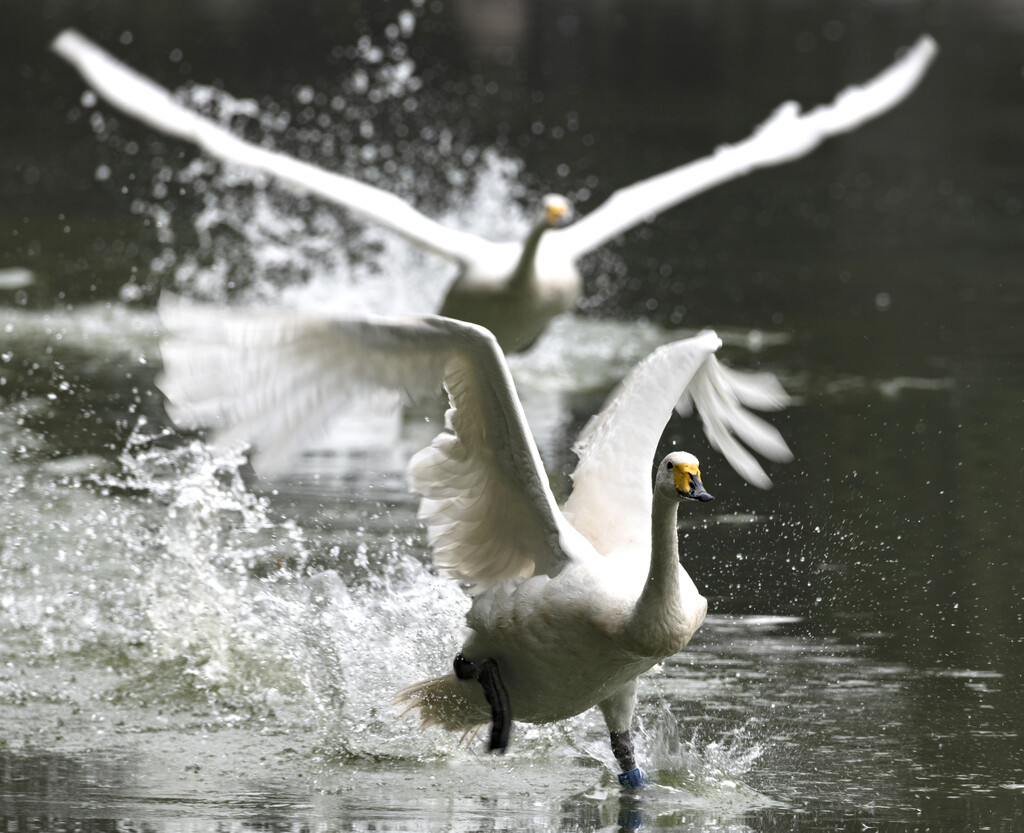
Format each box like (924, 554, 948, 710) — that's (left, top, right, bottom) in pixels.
(128, 84, 540, 319)
(574, 694, 771, 807)
(83, 5, 539, 321)
(640, 706, 767, 794)
(104, 420, 474, 760)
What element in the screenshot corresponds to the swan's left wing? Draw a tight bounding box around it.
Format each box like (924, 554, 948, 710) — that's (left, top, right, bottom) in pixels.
(562, 331, 792, 557)
(51, 30, 496, 265)
(550, 36, 937, 261)
(158, 295, 574, 593)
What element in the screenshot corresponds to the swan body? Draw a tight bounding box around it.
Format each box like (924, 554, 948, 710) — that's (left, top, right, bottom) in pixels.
(156, 295, 791, 782)
(438, 195, 578, 350)
(407, 450, 709, 734)
(54, 31, 937, 352)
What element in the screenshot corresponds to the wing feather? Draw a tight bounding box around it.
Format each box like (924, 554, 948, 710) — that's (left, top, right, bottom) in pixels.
(563, 331, 792, 556)
(552, 36, 937, 260)
(52, 29, 495, 265)
(157, 295, 574, 593)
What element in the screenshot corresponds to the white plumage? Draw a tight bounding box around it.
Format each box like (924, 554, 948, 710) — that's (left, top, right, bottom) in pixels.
(156, 295, 791, 782)
(54, 31, 936, 351)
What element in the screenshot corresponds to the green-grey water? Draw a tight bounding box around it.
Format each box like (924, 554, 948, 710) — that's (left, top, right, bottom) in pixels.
(2, 1, 1023, 830)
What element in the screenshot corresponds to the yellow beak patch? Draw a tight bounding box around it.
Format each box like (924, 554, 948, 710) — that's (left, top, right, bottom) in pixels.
(547, 202, 568, 225)
(672, 463, 701, 495)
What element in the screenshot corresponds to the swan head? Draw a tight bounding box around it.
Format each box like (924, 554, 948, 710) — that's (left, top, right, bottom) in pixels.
(540, 194, 574, 228)
(657, 452, 714, 503)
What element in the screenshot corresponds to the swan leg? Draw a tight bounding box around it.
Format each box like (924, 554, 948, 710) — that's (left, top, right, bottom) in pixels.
(454, 653, 511, 753)
(611, 729, 644, 789)
(610, 729, 637, 772)
(599, 682, 645, 789)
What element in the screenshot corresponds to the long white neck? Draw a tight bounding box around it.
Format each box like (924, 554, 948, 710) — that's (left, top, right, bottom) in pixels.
(623, 492, 686, 654)
(508, 219, 549, 292)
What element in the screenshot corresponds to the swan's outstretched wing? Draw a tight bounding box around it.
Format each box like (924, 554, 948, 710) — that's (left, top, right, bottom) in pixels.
(52, 30, 496, 265)
(562, 331, 792, 557)
(158, 295, 572, 592)
(550, 36, 937, 261)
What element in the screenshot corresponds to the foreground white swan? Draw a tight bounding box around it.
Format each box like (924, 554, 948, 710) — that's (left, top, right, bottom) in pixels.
(156, 296, 791, 784)
(55, 31, 936, 351)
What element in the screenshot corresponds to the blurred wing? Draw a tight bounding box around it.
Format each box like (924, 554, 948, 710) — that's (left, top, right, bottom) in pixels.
(157, 295, 572, 593)
(675, 354, 793, 487)
(52, 29, 495, 265)
(552, 36, 937, 260)
(562, 331, 792, 556)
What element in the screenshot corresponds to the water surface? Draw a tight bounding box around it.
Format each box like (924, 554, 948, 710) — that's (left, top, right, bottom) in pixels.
(2, 1, 1023, 830)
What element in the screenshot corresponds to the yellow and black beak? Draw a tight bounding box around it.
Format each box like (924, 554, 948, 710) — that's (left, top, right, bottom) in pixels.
(673, 464, 713, 502)
(546, 200, 572, 228)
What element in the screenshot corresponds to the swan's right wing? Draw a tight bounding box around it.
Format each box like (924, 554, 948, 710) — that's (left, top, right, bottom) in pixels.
(158, 295, 573, 593)
(551, 36, 937, 260)
(52, 30, 496, 265)
(562, 331, 792, 557)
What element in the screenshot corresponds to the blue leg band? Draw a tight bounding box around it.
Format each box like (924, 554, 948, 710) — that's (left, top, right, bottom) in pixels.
(617, 766, 645, 789)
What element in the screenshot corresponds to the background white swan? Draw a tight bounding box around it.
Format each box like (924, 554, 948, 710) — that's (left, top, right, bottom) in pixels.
(155, 297, 792, 784)
(54, 31, 937, 352)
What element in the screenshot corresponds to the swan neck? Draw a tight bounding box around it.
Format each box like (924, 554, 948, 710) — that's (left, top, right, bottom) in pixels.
(626, 493, 683, 637)
(648, 492, 683, 595)
(509, 219, 549, 290)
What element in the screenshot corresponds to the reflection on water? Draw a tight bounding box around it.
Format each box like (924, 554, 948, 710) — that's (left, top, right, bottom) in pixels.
(3, 0, 1024, 830)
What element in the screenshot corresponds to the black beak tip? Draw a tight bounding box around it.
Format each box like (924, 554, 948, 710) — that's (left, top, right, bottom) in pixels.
(696, 491, 714, 502)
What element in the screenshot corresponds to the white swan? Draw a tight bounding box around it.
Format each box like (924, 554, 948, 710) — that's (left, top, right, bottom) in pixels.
(54, 31, 936, 352)
(156, 296, 792, 784)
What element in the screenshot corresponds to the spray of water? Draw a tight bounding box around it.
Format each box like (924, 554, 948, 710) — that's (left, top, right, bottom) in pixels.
(101, 420, 470, 758)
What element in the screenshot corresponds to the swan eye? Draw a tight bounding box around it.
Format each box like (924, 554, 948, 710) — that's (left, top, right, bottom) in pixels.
(666, 461, 673, 471)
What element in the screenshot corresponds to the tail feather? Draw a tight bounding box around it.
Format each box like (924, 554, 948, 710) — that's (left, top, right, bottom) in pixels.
(393, 673, 488, 732)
